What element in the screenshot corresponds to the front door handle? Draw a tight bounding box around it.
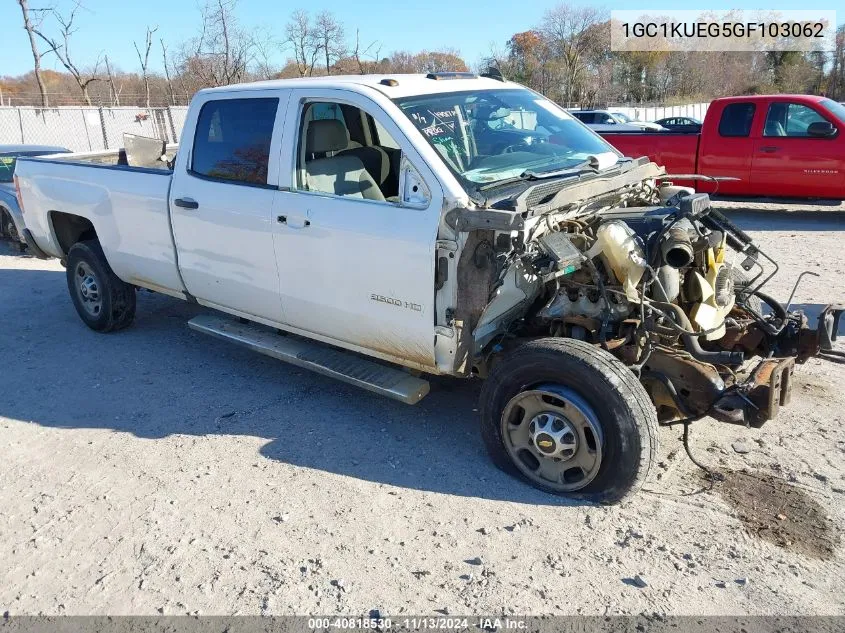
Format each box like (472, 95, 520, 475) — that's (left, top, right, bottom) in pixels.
(759, 146, 780, 153)
(174, 197, 199, 210)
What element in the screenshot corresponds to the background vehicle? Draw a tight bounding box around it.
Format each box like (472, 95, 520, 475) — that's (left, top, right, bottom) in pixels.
(0, 145, 69, 246)
(653, 116, 702, 133)
(600, 95, 845, 198)
(571, 110, 666, 131)
(13, 74, 840, 503)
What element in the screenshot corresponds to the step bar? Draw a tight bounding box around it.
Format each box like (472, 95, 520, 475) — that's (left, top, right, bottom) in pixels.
(188, 314, 430, 405)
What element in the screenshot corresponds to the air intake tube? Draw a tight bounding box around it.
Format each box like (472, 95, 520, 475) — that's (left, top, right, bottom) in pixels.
(660, 218, 696, 268)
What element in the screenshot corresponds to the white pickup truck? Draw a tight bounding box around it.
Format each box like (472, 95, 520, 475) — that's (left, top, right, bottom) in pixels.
(14, 72, 842, 503)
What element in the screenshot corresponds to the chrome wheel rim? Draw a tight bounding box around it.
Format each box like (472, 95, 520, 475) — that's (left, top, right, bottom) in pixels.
(74, 261, 103, 318)
(501, 384, 604, 492)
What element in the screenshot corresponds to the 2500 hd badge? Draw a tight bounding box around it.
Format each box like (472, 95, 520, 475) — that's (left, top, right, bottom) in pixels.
(370, 293, 423, 312)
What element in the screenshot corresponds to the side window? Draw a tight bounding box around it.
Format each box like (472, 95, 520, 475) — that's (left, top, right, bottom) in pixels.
(373, 118, 400, 150)
(765, 102, 828, 137)
(296, 101, 401, 204)
(191, 98, 278, 185)
(718, 103, 755, 137)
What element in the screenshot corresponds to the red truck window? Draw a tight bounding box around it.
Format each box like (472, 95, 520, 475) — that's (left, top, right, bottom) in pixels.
(718, 103, 755, 137)
(764, 102, 828, 137)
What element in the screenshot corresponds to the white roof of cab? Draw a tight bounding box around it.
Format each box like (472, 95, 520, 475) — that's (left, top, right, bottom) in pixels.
(197, 74, 521, 100)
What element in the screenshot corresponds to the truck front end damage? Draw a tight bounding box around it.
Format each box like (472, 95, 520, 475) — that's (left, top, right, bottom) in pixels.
(464, 162, 842, 428)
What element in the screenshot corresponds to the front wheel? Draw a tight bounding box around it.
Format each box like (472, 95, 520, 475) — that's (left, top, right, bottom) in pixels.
(479, 338, 658, 504)
(66, 240, 136, 332)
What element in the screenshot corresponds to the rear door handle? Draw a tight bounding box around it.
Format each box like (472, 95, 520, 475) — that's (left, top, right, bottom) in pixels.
(174, 197, 199, 210)
(759, 146, 780, 153)
(277, 215, 310, 228)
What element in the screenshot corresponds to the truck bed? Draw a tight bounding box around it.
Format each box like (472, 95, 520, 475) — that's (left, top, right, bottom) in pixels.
(35, 144, 177, 171)
(15, 146, 185, 297)
(599, 131, 700, 184)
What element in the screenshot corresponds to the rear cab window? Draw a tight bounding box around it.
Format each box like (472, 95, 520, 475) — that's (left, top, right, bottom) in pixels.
(191, 97, 279, 186)
(718, 103, 755, 137)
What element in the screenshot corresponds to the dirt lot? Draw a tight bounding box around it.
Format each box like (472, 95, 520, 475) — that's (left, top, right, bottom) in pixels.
(1, 200, 844, 617)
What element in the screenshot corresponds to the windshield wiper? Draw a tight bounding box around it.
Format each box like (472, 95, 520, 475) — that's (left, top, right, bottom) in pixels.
(522, 153, 626, 180)
(520, 160, 594, 181)
(476, 163, 589, 192)
(475, 155, 630, 193)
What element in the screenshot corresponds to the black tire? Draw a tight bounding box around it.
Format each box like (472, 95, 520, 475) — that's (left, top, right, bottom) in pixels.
(66, 239, 136, 332)
(0, 208, 11, 239)
(479, 338, 658, 504)
(731, 267, 763, 314)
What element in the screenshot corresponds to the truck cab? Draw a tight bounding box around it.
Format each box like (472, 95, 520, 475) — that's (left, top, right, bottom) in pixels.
(168, 80, 459, 372)
(600, 94, 845, 199)
(699, 95, 845, 198)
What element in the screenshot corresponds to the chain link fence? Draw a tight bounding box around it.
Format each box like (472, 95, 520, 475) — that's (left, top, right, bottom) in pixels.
(0, 106, 189, 152)
(0, 101, 711, 154)
(571, 102, 711, 122)
(610, 102, 710, 122)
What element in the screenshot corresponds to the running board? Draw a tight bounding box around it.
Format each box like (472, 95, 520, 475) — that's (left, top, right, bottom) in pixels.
(187, 315, 430, 405)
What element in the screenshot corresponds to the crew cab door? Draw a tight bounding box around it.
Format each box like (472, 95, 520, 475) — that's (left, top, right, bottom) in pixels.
(697, 101, 756, 195)
(169, 91, 289, 322)
(751, 99, 844, 198)
(272, 88, 443, 369)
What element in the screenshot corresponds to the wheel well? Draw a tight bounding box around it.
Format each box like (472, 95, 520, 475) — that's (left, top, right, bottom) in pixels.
(50, 211, 97, 256)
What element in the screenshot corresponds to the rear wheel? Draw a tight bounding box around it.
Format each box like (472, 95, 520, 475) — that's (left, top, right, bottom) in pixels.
(66, 240, 136, 332)
(0, 208, 13, 240)
(480, 338, 658, 504)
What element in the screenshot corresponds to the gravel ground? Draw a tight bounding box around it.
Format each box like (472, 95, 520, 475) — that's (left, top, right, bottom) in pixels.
(1, 201, 844, 617)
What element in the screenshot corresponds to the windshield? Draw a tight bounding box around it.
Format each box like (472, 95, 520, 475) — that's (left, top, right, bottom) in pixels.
(394, 88, 619, 189)
(821, 98, 845, 124)
(612, 112, 632, 123)
(0, 156, 17, 183)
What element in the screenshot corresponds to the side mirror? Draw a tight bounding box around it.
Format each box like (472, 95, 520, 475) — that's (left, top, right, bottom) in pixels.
(399, 157, 431, 209)
(807, 121, 837, 138)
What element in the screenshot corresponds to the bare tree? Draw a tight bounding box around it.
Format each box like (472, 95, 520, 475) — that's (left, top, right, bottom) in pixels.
(351, 29, 381, 74)
(540, 4, 606, 107)
(285, 10, 322, 77)
(178, 0, 252, 88)
(830, 26, 845, 100)
(160, 39, 177, 105)
(315, 11, 345, 75)
(253, 26, 281, 80)
(104, 55, 121, 106)
(33, 3, 103, 106)
(133, 26, 158, 107)
(17, 0, 50, 107)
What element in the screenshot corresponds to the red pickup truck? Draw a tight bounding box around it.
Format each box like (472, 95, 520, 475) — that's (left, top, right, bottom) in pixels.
(600, 95, 845, 199)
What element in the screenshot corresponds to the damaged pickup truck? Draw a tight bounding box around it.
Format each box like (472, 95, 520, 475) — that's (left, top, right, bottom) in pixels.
(14, 73, 843, 503)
